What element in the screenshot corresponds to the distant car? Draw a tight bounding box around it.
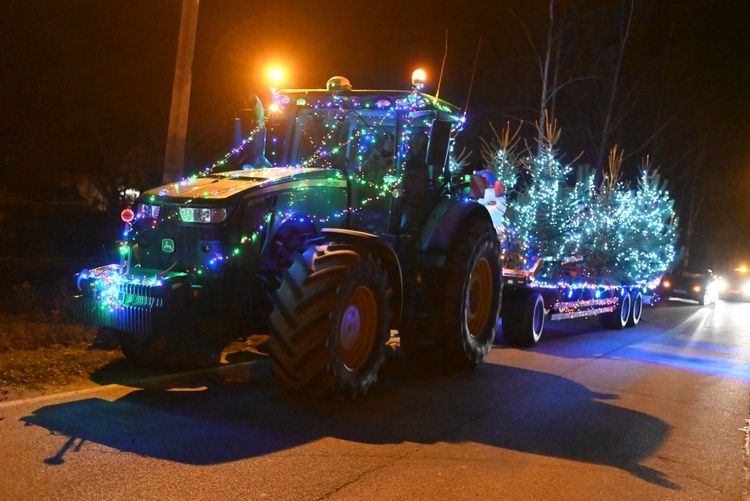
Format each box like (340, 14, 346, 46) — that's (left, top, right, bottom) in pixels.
(658, 266, 719, 305)
(718, 266, 750, 302)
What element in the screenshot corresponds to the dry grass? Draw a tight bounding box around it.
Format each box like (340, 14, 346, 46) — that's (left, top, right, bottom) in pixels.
(0, 315, 95, 352)
(0, 342, 122, 393)
(0, 279, 123, 397)
(0, 274, 268, 400)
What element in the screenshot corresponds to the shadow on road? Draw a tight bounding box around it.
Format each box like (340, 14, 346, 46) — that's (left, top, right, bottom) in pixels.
(20, 347, 676, 489)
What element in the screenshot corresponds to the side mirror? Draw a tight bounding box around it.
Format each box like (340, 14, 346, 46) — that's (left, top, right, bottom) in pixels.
(234, 96, 270, 166)
(425, 119, 452, 168)
(234, 96, 266, 148)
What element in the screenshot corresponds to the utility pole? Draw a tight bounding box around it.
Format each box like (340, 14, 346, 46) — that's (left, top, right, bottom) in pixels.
(162, 0, 199, 184)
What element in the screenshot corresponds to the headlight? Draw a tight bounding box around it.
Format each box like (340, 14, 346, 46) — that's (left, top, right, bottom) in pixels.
(692, 285, 702, 293)
(138, 203, 161, 219)
(741, 281, 750, 296)
(179, 207, 228, 223)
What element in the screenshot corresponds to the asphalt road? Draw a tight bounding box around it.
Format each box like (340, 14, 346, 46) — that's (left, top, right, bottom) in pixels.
(1, 299, 749, 500)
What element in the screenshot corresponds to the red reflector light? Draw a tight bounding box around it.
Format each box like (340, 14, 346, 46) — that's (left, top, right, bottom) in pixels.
(121, 207, 134, 223)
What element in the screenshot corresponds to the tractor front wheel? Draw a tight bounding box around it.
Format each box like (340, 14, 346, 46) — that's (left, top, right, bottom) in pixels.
(268, 243, 390, 398)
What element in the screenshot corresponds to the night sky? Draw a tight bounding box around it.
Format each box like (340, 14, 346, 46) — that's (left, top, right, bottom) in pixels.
(1, 0, 749, 270)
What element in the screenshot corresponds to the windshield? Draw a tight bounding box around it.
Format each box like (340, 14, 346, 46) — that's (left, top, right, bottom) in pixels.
(289, 108, 397, 172)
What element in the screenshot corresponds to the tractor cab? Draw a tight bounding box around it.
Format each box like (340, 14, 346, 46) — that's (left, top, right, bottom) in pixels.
(226, 71, 464, 235)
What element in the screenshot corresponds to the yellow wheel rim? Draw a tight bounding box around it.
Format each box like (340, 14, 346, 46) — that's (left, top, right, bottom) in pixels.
(339, 285, 378, 371)
(466, 257, 493, 337)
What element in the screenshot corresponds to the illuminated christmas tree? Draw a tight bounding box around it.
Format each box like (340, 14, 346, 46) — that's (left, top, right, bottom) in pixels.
(507, 118, 575, 270)
(480, 122, 523, 195)
(561, 147, 632, 281)
(615, 157, 679, 283)
(563, 149, 679, 284)
(485, 125, 679, 286)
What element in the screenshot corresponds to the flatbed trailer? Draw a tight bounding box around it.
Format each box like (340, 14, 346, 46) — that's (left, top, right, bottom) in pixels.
(500, 269, 645, 347)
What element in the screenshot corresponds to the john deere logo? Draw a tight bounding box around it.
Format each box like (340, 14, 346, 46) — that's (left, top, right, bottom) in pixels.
(162, 238, 175, 253)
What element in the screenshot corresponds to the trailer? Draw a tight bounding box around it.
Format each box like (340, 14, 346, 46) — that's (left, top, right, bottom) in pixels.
(470, 169, 656, 347)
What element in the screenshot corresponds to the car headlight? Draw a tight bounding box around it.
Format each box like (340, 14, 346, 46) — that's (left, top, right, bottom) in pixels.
(179, 207, 228, 223)
(741, 281, 750, 296)
(692, 285, 702, 293)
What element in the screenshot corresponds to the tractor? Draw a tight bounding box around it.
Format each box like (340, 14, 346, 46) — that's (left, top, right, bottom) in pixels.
(74, 70, 503, 397)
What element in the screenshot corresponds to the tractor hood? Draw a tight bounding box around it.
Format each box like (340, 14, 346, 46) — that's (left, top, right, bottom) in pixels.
(141, 167, 345, 203)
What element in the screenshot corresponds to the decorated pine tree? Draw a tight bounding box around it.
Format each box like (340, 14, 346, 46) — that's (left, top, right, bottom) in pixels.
(557, 148, 678, 284)
(558, 164, 597, 265)
(479, 122, 523, 265)
(575, 147, 632, 280)
(559, 149, 679, 284)
(510, 118, 575, 269)
(480, 122, 523, 194)
(614, 156, 679, 283)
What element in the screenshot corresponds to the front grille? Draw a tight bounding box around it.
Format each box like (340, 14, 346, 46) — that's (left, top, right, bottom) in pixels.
(73, 266, 188, 336)
(75, 296, 159, 335)
(117, 282, 164, 309)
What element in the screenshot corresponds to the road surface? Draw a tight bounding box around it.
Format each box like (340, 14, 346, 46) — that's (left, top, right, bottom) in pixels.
(1, 299, 749, 500)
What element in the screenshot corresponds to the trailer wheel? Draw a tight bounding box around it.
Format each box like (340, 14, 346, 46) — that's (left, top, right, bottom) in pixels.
(401, 218, 501, 371)
(626, 290, 643, 327)
(502, 291, 545, 347)
(600, 289, 632, 330)
(268, 243, 390, 398)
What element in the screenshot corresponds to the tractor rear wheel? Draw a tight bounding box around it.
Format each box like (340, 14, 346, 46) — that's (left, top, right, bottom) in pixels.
(268, 243, 390, 398)
(401, 218, 501, 371)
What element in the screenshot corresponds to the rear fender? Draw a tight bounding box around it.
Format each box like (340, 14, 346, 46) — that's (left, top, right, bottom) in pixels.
(420, 199, 496, 267)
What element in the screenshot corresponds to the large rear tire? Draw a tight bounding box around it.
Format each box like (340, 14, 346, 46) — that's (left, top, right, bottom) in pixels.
(502, 291, 545, 347)
(400, 218, 502, 371)
(268, 243, 390, 398)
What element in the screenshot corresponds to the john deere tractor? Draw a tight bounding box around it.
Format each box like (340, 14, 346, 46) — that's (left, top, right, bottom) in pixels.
(74, 70, 502, 397)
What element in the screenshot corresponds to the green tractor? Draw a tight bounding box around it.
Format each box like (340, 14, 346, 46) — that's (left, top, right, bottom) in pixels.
(74, 71, 502, 397)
